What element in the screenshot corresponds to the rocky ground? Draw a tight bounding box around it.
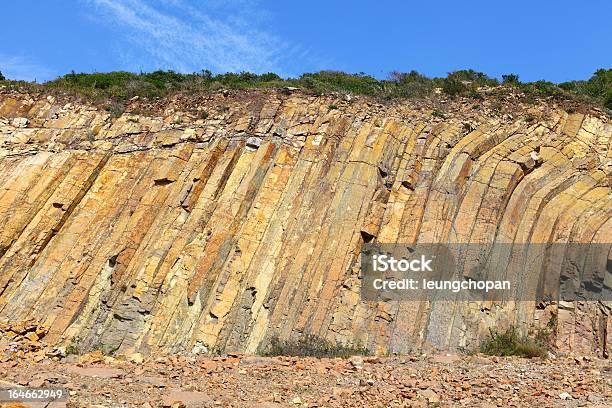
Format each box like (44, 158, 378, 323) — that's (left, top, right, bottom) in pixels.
(0, 352, 610, 408)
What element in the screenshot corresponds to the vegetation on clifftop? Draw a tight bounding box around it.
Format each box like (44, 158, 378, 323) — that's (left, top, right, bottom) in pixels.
(1, 68, 611, 111)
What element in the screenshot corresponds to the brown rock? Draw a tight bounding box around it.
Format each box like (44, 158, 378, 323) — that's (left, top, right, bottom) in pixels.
(65, 366, 124, 378)
(162, 390, 212, 407)
(129, 352, 145, 364)
(420, 388, 440, 403)
(0, 90, 609, 360)
(432, 354, 461, 364)
(79, 351, 105, 364)
(28, 378, 45, 387)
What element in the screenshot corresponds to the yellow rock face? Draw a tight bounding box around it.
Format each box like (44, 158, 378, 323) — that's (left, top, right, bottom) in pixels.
(0, 90, 610, 357)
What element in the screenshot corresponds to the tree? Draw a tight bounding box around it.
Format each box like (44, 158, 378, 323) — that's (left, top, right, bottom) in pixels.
(0, 70, 5, 81)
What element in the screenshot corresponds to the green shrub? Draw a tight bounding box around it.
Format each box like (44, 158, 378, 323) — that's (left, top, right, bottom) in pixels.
(388, 70, 434, 98)
(442, 77, 468, 97)
(65, 337, 81, 355)
(2, 67, 610, 110)
(468, 89, 484, 100)
(534, 311, 557, 349)
(61, 70, 137, 89)
(96, 343, 120, 356)
(521, 80, 564, 98)
(560, 69, 611, 98)
(212, 71, 281, 89)
(259, 334, 369, 358)
(105, 100, 125, 118)
(140, 70, 186, 89)
(560, 69, 612, 109)
(41, 70, 285, 101)
(447, 69, 499, 87)
(437, 70, 498, 98)
(502, 73, 520, 85)
(604, 92, 612, 110)
(432, 110, 446, 119)
(480, 327, 547, 358)
(298, 71, 384, 96)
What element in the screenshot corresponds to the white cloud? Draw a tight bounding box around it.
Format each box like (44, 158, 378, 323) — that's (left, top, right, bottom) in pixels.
(88, 0, 301, 75)
(0, 55, 56, 82)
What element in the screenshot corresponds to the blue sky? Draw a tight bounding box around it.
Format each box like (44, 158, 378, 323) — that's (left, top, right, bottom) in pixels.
(1, 0, 610, 83)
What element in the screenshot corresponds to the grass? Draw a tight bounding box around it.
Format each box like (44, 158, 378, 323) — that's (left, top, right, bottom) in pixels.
(65, 336, 81, 355)
(64, 336, 121, 356)
(258, 334, 369, 358)
(96, 343, 120, 356)
(479, 327, 549, 358)
(1, 68, 610, 112)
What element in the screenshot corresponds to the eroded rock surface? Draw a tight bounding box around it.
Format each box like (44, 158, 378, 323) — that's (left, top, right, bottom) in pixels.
(0, 89, 610, 357)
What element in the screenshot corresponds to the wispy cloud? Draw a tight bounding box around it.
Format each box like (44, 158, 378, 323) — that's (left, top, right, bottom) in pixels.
(87, 0, 304, 75)
(0, 55, 56, 82)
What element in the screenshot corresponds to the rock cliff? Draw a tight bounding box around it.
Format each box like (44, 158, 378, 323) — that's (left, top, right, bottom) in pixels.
(0, 89, 610, 357)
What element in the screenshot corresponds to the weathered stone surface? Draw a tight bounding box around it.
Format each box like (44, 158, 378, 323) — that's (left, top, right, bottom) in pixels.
(0, 89, 610, 357)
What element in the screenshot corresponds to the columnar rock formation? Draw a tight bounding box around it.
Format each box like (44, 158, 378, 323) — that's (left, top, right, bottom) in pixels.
(0, 90, 610, 357)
